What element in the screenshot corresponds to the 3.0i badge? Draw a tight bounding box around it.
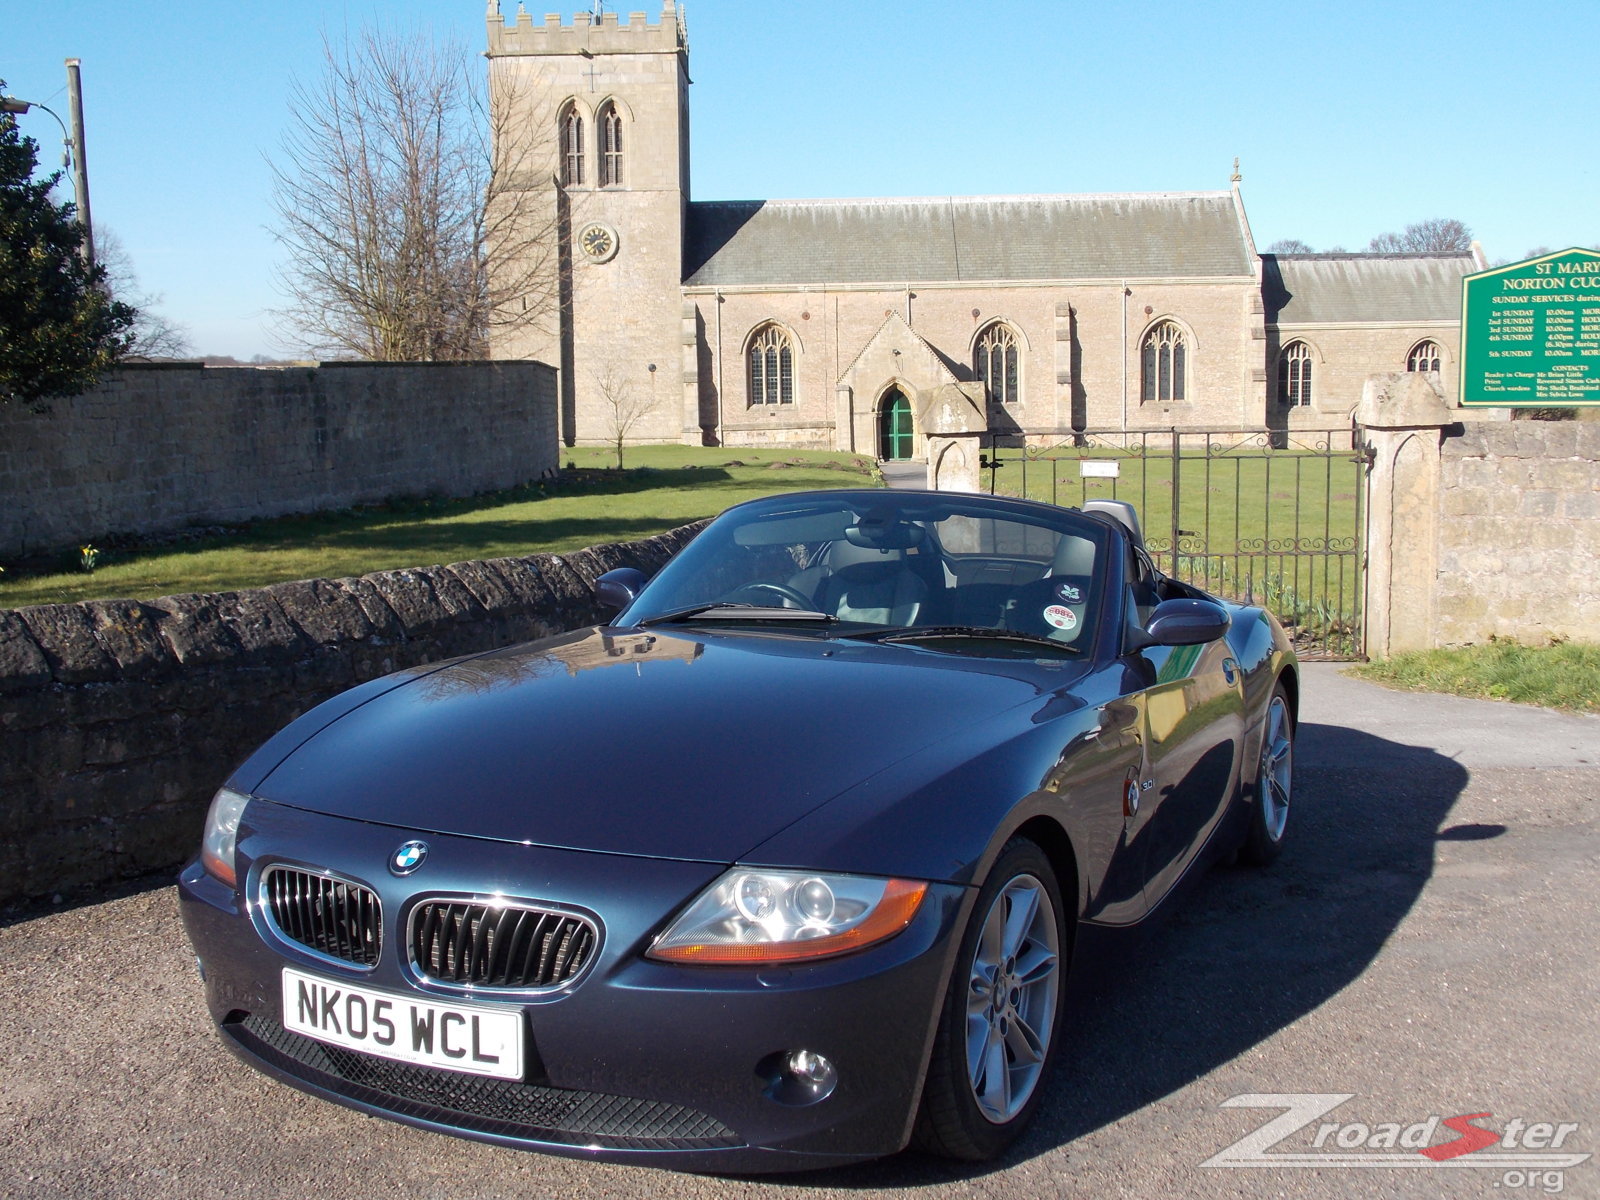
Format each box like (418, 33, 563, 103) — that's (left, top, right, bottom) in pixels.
(390, 840, 429, 876)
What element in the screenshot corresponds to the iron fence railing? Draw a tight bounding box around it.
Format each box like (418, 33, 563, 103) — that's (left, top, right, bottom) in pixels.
(980, 428, 1370, 659)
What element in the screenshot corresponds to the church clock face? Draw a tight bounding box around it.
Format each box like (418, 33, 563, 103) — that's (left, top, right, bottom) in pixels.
(578, 222, 619, 264)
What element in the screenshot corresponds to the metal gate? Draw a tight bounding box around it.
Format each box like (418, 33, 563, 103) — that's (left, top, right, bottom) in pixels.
(980, 429, 1369, 659)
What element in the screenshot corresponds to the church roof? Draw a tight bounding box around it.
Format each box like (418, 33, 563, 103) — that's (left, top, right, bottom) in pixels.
(1263, 253, 1474, 324)
(683, 192, 1255, 287)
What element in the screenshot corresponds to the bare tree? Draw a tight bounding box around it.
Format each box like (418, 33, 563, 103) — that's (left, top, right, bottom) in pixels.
(268, 29, 561, 360)
(1265, 238, 1314, 254)
(593, 361, 662, 469)
(1367, 218, 1473, 254)
(96, 227, 193, 358)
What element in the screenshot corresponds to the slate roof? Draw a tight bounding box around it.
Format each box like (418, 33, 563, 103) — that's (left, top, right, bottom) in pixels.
(683, 192, 1255, 287)
(1263, 253, 1474, 324)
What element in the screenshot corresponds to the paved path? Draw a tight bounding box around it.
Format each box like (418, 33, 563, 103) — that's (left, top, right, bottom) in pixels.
(1298, 661, 1598, 769)
(3, 668, 1596, 1199)
(879, 460, 927, 489)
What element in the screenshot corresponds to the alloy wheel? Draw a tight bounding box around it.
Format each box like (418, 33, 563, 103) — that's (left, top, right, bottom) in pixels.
(963, 874, 1060, 1124)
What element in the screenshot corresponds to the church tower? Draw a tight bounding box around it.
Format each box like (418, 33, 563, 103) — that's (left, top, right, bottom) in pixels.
(486, 2, 690, 447)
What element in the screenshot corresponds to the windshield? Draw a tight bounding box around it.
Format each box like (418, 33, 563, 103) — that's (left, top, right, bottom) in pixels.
(621, 491, 1111, 651)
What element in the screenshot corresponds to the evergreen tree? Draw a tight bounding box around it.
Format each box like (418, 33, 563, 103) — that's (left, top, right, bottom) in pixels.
(1, 92, 134, 406)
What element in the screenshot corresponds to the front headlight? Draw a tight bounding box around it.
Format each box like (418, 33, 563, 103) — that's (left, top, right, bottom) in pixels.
(647, 869, 927, 964)
(200, 787, 250, 888)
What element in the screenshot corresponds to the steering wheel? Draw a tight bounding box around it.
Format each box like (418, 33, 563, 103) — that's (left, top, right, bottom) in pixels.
(725, 582, 814, 610)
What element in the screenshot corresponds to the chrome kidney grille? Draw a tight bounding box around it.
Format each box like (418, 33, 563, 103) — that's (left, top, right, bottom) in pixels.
(410, 901, 598, 990)
(262, 867, 381, 968)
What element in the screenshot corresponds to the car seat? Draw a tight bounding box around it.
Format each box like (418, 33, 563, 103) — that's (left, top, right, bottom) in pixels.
(1007, 533, 1096, 643)
(814, 540, 929, 626)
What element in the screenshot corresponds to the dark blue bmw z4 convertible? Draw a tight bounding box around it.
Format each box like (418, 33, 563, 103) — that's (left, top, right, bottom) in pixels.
(178, 488, 1298, 1172)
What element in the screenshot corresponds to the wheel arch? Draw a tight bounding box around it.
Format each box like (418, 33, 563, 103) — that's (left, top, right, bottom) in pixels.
(1275, 661, 1301, 728)
(1005, 815, 1081, 954)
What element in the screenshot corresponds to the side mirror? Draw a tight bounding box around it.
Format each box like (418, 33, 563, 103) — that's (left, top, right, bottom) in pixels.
(595, 567, 648, 613)
(1143, 598, 1231, 647)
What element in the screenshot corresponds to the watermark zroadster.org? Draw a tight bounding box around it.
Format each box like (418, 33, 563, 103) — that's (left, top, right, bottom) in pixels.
(1204, 1095, 1589, 1192)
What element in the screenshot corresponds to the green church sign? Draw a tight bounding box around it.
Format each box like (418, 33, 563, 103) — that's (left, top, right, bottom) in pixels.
(1460, 247, 1600, 406)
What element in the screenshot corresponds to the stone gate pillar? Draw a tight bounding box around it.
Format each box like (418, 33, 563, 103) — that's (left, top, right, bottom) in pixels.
(1357, 372, 1454, 658)
(918, 382, 986, 491)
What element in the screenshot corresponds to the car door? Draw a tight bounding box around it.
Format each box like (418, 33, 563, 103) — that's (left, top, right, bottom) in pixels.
(1043, 687, 1149, 926)
(1118, 553, 1246, 909)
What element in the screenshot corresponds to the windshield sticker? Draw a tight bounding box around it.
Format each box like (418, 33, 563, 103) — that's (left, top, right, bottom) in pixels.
(1054, 582, 1082, 603)
(1043, 605, 1078, 630)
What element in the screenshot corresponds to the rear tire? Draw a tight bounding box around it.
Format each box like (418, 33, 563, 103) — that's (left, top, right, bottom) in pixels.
(913, 839, 1066, 1161)
(1240, 684, 1293, 866)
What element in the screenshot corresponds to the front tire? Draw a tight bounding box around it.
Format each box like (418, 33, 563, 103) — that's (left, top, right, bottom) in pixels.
(1240, 684, 1294, 865)
(913, 839, 1066, 1161)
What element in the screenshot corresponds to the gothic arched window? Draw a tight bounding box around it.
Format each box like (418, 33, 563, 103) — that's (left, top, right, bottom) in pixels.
(1407, 340, 1442, 373)
(974, 321, 1021, 405)
(560, 104, 584, 187)
(1278, 341, 1313, 406)
(747, 324, 795, 406)
(1140, 320, 1188, 404)
(598, 102, 623, 188)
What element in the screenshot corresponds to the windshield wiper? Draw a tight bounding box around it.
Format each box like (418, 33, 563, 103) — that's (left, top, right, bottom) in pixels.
(849, 625, 1082, 654)
(639, 602, 835, 626)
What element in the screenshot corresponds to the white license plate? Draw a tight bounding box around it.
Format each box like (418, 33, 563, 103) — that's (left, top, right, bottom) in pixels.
(282, 968, 524, 1081)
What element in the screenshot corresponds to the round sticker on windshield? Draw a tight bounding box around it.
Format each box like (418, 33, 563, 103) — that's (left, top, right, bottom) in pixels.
(1055, 581, 1082, 603)
(1043, 604, 1078, 630)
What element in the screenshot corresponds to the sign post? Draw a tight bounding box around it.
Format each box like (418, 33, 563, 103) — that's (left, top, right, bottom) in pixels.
(1459, 248, 1600, 407)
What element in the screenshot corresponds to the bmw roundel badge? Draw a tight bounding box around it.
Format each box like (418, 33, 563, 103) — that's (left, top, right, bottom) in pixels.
(390, 840, 429, 876)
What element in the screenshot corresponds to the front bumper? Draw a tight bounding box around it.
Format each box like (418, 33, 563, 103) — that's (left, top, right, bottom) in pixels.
(177, 806, 969, 1172)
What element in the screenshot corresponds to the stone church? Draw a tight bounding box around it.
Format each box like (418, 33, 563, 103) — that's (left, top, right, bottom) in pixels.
(486, 2, 1480, 467)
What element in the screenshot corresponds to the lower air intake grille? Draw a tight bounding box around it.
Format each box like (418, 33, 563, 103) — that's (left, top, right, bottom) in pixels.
(263, 867, 380, 967)
(231, 1015, 740, 1150)
(411, 900, 597, 990)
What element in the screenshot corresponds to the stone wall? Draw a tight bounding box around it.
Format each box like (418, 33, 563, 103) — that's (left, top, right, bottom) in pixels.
(689, 278, 1267, 454)
(0, 360, 557, 559)
(0, 524, 702, 909)
(1435, 422, 1600, 645)
(1360, 371, 1600, 655)
(1272, 323, 1462, 431)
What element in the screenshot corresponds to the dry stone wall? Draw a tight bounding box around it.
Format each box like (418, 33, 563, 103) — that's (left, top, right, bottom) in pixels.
(0, 524, 703, 909)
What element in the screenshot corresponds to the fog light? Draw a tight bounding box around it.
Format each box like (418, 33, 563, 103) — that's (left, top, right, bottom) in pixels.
(759, 1048, 839, 1105)
(787, 1049, 838, 1088)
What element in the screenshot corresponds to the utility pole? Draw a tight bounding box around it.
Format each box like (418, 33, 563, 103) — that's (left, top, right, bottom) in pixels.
(0, 61, 94, 267)
(65, 58, 95, 268)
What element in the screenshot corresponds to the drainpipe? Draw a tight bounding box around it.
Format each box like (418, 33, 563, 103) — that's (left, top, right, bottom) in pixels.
(1120, 281, 1129, 433)
(837, 293, 853, 452)
(714, 290, 724, 445)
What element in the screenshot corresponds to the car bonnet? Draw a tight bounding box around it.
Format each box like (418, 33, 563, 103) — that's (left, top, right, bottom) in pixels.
(247, 626, 1066, 863)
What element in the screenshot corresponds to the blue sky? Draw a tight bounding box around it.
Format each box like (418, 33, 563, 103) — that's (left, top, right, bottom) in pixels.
(6, 1, 1595, 358)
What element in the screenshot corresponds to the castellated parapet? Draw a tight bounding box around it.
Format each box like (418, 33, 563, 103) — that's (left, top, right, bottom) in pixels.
(487, 1, 685, 57)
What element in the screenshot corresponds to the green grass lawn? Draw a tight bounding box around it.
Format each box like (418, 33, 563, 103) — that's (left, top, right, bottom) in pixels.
(1349, 641, 1600, 713)
(988, 438, 1364, 560)
(0, 445, 879, 608)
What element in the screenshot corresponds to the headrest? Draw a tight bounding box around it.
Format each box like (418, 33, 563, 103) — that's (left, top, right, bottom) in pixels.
(1051, 534, 1097, 577)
